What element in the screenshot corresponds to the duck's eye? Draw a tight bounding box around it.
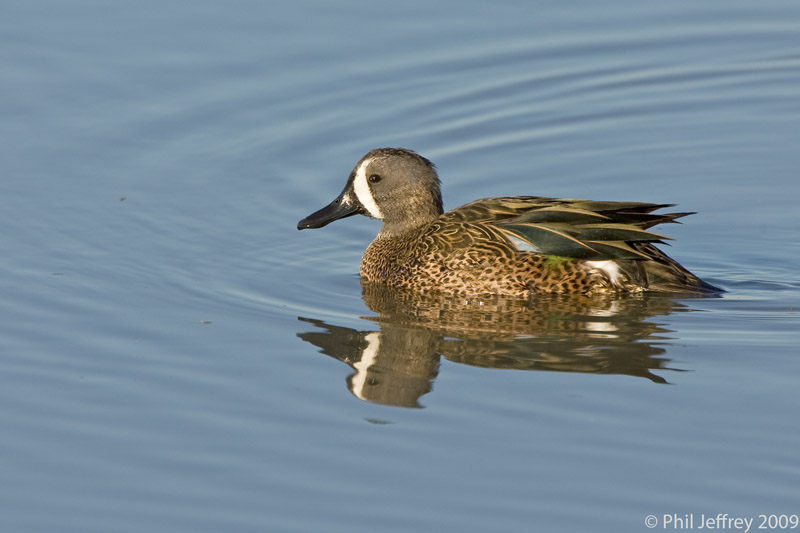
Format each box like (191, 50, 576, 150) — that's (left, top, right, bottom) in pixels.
(368, 174, 382, 183)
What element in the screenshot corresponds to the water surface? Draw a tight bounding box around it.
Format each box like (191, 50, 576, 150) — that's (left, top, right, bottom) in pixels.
(2, 1, 799, 531)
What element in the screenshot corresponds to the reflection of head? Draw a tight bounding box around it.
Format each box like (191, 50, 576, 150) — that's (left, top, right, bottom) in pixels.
(298, 320, 440, 408)
(346, 332, 438, 408)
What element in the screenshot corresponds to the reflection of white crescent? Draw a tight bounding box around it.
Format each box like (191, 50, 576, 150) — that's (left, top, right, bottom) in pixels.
(351, 332, 381, 401)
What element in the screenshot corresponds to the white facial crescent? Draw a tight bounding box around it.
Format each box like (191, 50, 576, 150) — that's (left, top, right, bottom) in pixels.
(352, 158, 383, 219)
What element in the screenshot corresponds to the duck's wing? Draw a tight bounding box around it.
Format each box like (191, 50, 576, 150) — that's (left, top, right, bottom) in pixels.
(443, 197, 692, 261)
(439, 197, 560, 224)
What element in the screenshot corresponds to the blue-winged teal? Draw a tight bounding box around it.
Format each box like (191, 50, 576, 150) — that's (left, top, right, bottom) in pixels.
(298, 148, 720, 296)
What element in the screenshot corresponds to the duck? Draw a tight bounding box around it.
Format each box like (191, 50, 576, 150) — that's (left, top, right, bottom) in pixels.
(297, 148, 720, 297)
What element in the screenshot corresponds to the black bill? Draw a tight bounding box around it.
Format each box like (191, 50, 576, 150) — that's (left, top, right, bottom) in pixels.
(297, 190, 363, 230)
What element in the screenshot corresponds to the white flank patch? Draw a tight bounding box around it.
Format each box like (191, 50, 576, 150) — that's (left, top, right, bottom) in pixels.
(353, 158, 383, 219)
(351, 332, 381, 401)
(507, 234, 540, 252)
(585, 260, 622, 285)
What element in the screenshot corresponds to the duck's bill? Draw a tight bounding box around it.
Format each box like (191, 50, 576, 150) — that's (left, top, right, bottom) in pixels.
(297, 192, 363, 230)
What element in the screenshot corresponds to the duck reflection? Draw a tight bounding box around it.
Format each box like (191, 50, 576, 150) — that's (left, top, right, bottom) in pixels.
(297, 281, 699, 408)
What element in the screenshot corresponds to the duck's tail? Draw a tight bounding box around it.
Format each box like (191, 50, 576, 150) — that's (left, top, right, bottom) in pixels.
(625, 243, 722, 294)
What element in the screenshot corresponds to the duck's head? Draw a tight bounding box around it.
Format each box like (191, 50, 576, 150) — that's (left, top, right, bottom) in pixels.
(297, 148, 444, 234)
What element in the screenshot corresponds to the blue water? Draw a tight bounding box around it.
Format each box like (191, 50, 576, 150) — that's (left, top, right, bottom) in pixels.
(2, 1, 800, 531)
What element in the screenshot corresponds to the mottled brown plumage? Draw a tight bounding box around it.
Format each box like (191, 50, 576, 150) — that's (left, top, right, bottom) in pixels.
(298, 148, 720, 297)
